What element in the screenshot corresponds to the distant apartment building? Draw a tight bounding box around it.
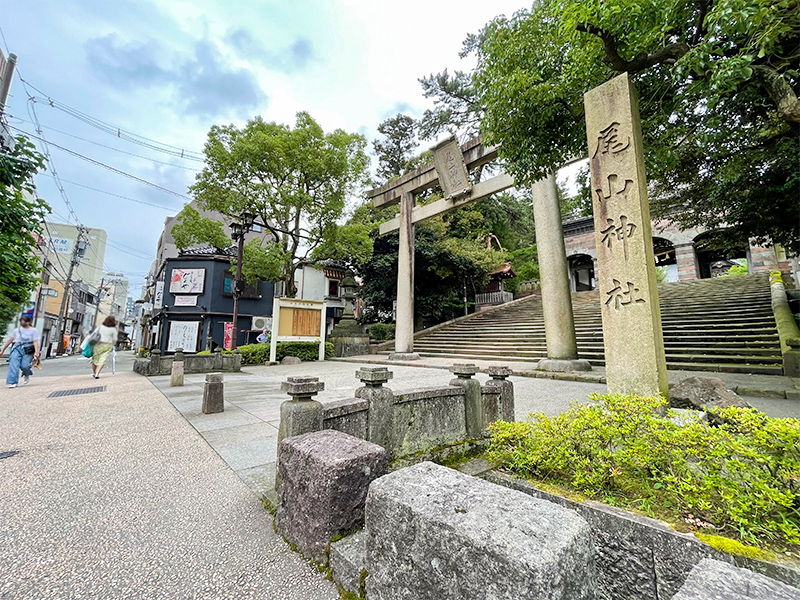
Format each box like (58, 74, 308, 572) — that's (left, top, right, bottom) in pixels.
(45, 222, 107, 287)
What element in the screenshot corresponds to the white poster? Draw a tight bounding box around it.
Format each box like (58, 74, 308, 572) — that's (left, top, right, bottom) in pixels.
(169, 268, 205, 294)
(167, 321, 200, 352)
(154, 281, 164, 309)
(174, 295, 198, 307)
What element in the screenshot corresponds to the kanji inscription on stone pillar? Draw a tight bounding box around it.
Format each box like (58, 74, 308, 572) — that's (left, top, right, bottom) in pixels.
(584, 73, 668, 398)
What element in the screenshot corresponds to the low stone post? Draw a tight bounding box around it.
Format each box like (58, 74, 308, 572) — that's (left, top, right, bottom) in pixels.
(449, 363, 483, 438)
(276, 429, 388, 564)
(278, 376, 325, 445)
(170, 348, 185, 387)
(149, 349, 162, 375)
(355, 367, 394, 454)
(485, 366, 515, 422)
(202, 372, 224, 414)
(213, 346, 223, 370)
(232, 347, 242, 372)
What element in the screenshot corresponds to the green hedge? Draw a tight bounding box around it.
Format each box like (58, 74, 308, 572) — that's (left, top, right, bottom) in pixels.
(196, 342, 334, 364)
(368, 323, 396, 341)
(236, 342, 334, 364)
(488, 393, 800, 549)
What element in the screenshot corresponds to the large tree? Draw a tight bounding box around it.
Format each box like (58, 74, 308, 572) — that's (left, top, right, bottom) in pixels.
(372, 114, 419, 183)
(186, 112, 371, 297)
(0, 136, 49, 336)
(431, 0, 799, 252)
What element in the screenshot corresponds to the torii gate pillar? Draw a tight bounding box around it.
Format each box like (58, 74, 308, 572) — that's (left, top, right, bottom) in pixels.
(532, 173, 592, 372)
(390, 192, 419, 360)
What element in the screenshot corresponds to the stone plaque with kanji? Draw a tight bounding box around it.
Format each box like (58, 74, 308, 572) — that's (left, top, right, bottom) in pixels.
(584, 73, 668, 397)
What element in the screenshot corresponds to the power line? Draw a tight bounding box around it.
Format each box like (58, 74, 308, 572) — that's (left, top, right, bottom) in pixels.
(46, 175, 178, 212)
(105, 240, 154, 261)
(8, 114, 202, 172)
(10, 125, 193, 201)
(18, 78, 205, 161)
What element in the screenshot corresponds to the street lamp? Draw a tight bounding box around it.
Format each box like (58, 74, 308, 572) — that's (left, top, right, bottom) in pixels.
(229, 213, 254, 350)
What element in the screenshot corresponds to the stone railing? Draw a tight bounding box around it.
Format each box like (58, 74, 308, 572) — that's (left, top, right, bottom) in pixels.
(476, 290, 514, 306)
(133, 348, 242, 376)
(277, 363, 514, 464)
(770, 271, 800, 377)
(273, 435, 799, 600)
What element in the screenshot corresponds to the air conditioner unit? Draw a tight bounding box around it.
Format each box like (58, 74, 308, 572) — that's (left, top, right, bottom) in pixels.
(251, 316, 272, 330)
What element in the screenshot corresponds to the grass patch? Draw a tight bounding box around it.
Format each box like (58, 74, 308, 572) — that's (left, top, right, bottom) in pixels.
(487, 393, 800, 552)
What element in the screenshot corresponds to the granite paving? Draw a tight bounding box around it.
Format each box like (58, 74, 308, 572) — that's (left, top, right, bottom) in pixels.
(0, 369, 338, 600)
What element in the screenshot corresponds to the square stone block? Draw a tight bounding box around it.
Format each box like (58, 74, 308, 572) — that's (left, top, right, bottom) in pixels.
(366, 461, 597, 600)
(672, 558, 800, 600)
(276, 429, 387, 564)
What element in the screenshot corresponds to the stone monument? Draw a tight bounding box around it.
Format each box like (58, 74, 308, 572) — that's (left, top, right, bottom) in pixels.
(328, 275, 369, 357)
(584, 72, 668, 398)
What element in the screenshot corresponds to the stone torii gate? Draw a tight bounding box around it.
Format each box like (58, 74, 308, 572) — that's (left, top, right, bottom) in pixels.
(369, 136, 590, 371)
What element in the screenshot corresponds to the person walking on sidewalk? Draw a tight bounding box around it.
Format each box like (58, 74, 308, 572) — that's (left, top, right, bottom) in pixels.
(85, 316, 118, 379)
(1, 316, 40, 388)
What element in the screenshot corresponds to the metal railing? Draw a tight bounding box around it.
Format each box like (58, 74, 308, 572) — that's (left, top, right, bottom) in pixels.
(475, 291, 514, 306)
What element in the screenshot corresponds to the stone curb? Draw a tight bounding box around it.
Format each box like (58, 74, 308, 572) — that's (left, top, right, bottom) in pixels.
(330, 358, 800, 400)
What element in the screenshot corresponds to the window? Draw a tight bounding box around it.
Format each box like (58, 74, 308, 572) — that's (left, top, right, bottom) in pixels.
(222, 271, 260, 299)
(328, 280, 339, 298)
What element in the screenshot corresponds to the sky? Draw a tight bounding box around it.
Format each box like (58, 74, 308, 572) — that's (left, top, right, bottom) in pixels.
(0, 0, 530, 298)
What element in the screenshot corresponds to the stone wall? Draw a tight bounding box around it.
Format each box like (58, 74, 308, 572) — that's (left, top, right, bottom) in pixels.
(133, 348, 242, 376)
(484, 472, 800, 598)
(279, 365, 512, 463)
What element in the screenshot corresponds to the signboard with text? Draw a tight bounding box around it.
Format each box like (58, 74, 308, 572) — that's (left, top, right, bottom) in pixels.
(224, 322, 234, 349)
(167, 321, 200, 353)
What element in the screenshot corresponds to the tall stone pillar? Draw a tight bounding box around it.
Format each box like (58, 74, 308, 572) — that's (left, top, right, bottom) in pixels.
(584, 72, 668, 398)
(391, 192, 419, 360)
(532, 173, 592, 372)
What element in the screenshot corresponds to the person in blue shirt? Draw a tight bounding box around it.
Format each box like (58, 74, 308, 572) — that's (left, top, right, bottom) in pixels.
(1, 316, 41, 388)
(256, 329, 270, 344)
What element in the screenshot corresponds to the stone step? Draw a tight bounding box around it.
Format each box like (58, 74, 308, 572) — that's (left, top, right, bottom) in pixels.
(414, 341, 782, 357)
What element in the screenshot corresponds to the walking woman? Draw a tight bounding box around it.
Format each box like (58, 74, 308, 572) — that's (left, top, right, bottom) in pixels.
(1, 316, 40, 388)
(88, 316, 118, 379)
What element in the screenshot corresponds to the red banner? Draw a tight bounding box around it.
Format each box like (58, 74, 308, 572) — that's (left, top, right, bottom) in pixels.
(224, 322, 233, 349)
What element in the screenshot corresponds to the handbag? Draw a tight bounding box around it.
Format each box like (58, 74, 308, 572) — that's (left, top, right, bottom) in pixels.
(88, 329, 102, 345)
(22, 342, 36, 355)
(82, 343, 93, 358)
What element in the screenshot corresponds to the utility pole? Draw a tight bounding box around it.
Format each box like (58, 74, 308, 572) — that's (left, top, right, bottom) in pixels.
(0, 51, 17, 116)
(54, 228, 88, 355)
(92, 277, 106, 329)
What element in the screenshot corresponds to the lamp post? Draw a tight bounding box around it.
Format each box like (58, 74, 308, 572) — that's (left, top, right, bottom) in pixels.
(230, 211, 255, 350)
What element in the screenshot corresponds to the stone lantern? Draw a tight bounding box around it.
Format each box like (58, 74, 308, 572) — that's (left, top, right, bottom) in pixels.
(329, 273, 369, 357)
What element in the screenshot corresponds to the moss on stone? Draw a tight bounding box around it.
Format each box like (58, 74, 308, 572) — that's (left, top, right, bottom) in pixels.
(696, 533, 769, 560)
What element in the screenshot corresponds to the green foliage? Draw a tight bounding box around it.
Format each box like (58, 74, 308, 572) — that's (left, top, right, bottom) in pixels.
(367, 323, 395, 341)
(171, 204, 230, 251)
(488, 394, 800, 547)
(655, 266, 669, 284)
(721, 263, 750, 277)
(373, 114, 418, 183)
(418, 69, 483, 141)
(468, 0, 800, 253)
(234, 238, 286, 285)
(234, 342, 334, 364)
(191, 112, 370, 297)
(276, 342, 334, 362)
(0, 136, 49, 337)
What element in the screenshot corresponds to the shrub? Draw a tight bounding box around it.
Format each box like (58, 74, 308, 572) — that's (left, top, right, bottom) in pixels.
(487, 393, 800, 548)
(276, 341, 334, 361)
(234, 342, 335, 364)
(368, 323, 396, 341)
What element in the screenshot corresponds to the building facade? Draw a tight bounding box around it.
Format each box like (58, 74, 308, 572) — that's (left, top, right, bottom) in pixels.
(562, 217, 791, 292)
(149, 250, 275, 354)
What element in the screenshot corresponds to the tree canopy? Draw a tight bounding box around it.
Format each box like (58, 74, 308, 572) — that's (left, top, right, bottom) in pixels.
(186, 112, 371, 297)
(0, 136, 49, 336)
(372, 114, 419, 183)
(428, 0, 799, 252)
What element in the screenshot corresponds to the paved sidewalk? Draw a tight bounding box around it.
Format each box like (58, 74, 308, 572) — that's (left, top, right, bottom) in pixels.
(0, 372, 338, 600)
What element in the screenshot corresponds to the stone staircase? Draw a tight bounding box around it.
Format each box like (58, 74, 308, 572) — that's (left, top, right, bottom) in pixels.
(413, 272, 783, 375)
